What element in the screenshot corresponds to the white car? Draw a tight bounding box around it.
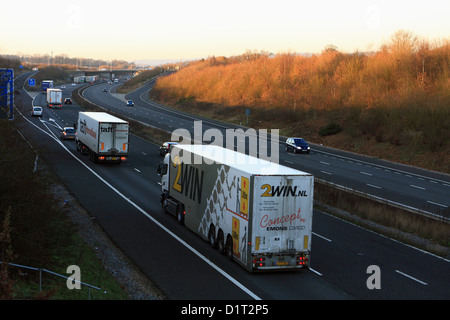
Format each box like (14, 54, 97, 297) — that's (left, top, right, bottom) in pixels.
(31, 106, 43, 117)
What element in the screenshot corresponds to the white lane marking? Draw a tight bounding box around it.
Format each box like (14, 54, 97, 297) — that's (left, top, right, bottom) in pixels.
(309, 268, 323, 276)
(313, 232, 332, 242)
(410, 184, 426, 190)
(427, 201, 448, 208)
(366, 184, 382, 189)
(395, 270, 428, 285)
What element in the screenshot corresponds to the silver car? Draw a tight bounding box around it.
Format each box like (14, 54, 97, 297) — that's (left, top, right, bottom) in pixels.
(31, 106, 43, 117)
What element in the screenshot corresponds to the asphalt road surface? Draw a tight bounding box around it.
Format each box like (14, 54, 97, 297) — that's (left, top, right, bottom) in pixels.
(12, 74, 449, 301)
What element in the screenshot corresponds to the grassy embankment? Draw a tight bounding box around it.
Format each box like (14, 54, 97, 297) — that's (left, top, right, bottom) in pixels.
(151, 31, 450, 173)
(147, 31, 449, 251)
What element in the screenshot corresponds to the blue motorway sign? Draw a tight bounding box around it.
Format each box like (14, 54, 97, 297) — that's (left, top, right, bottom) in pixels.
(28, 78, 35, 86)
(0, 68, 14, 120)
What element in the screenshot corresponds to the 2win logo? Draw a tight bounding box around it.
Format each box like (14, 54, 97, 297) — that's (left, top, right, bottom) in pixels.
(260, 184, 308, 197)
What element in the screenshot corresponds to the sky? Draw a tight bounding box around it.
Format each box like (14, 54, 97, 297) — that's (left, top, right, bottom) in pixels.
(1, 0, 449, 65)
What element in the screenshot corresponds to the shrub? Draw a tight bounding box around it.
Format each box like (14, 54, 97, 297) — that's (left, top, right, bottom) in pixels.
(319, 122, 342, 136)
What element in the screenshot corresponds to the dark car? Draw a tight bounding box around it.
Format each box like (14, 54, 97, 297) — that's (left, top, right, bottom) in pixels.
(60, 127, 77, 140)
(285, 137, 310, 154)
(159, 142, 178, 156)
(64, 98, 72, 104)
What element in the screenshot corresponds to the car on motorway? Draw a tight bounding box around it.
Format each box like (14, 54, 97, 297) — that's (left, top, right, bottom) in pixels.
(31, 106, 43, 117)
(64, 98, 72, 104)
(126, 100, 134, 107)
(285, 137, 310, 154)
(103, 88, 108, 92)
(60, 127, 76, 140)
(159, 142, 178, 156)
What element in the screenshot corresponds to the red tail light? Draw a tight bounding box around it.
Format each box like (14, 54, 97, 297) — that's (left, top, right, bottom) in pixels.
(296, 256, 308, 266)
(253, 257, 265, 267)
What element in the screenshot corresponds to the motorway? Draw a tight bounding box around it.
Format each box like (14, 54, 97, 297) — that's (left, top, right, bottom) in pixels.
(85, 78, 450, 221)
(12, 72, 450, 300)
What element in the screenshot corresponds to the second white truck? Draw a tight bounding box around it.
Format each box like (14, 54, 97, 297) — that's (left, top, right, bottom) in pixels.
(46, 88, 62, 108)
(75, 112, 129, 163)
(158, 144, 314, 272)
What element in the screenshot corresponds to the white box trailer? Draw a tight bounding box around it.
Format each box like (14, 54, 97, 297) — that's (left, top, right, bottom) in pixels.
(46, 88, 62, 108)
(75, 112, 129, 163)
(74, 76, 85, 83)
(85, 75, 99, 83)
(158, 144, 314, 272)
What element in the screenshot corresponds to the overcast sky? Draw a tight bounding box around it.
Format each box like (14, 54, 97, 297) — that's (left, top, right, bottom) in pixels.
(1, 0, 448, 64)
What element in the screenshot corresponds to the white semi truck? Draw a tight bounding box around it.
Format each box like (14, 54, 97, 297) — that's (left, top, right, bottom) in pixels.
(46, 88, 62, 108)
(158, 144, 314, 272)
(75, 112, 129, 163)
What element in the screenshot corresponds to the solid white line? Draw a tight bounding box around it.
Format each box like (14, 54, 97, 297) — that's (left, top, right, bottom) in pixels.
(319, 209, 450, 263)
(309, 268, 322, 276)
(312, 232, 332, 242)
(313, 148, 450, 185)
(395, 270, 428, 285)
(18, 107, 262, 300)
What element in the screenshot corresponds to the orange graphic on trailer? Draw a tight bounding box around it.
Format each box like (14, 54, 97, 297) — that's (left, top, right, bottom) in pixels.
(232, 217, 240, 258)
(240, 177, 249, 217)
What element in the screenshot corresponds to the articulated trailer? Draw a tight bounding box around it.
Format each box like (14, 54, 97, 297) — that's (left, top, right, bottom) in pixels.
(158, 144, 314, 272)
(75, 112, 129, 163)
(46, 88, 62, 108)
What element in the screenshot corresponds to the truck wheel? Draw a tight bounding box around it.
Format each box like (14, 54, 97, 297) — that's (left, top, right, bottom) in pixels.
(161, 196, 168, 213)
(176, 205, 184, 225)
(208, 225, 216, 248)
(217, 230, 225, 254)
(225, 236, 233, 261)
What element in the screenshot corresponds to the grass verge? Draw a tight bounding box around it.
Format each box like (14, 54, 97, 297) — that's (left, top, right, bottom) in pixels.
(0, 119, 129, 299)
